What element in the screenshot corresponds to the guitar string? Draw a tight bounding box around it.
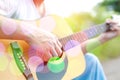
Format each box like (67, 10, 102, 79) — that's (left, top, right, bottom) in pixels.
(58, 23, 107, 51)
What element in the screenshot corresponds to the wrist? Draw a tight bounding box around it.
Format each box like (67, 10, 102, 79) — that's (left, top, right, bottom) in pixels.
(97, 36, 106, 44)
(96, 33, 116, 45)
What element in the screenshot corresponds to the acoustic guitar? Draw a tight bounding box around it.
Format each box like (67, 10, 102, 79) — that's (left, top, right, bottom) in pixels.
(0, 15, 110, 80)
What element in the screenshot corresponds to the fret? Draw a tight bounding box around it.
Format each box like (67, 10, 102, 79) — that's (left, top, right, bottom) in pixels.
(59, 23, 108, 51)
(59, 35, 72, 47)
(99, 24, 107, 32)
(71, 32, 87, 42)
(59, 32, 88, 51)
(95, 25, 101, 34)
(94, 25, 102, 35)
(96, 23, 107, 34)
(78, 32, 88, 42)
(92, 26, 99, 36)
(84, 23, 107, 39)
(93, 25, 101, 35)
(84, 27, 97, 38)
(63, 40, 80, 51)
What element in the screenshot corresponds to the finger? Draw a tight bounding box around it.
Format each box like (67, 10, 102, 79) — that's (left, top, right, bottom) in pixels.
(43, 51, 52, 62)
(57, 40, 62, 48)
(111, 26, 120, 31)
(40, 45, 52, 61)
(55, 43, 63, 56)
(50, 46, 58, 57)
(107, 31, 117, 38)
(110, 27, 116, 31)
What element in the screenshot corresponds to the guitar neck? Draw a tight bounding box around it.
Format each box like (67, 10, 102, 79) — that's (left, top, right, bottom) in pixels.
(59, 23, 108, 51)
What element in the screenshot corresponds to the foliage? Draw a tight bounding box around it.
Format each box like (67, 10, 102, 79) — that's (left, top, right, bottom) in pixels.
(65, 12, 94, 32)
(99, 0, 120, 13)
(91, 36, 120, 61)
(64, 0, 120, 61)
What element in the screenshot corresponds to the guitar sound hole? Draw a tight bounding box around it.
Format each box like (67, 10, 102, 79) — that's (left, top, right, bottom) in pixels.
(36, 55, 68, 80)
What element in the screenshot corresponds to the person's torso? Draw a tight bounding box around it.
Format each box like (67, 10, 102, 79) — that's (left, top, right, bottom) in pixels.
(0, 0, 40, 20)
(12, 0, 40, 20)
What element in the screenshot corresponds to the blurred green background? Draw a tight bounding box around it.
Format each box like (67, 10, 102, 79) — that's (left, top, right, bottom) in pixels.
(64, 0, 120, 61)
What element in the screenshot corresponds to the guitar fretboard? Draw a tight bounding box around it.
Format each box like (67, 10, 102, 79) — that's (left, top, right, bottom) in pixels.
(59, 23, 108, 51)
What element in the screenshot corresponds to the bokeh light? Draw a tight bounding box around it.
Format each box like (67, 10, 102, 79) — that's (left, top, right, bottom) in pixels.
(0, 55, 9, 71)
(39, 16, 56, 31)
(0, 42, 5, 55)
(28, 56, 44, 72)
(9, 59, 22, 76)
(1, 19, 17, 35)
(64, 40, 80, 51)
(47, 57, 65, 73)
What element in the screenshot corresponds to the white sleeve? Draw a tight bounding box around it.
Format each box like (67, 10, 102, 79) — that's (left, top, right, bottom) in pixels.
(12, 0, 40, 20)
(0, 0, 18, 17)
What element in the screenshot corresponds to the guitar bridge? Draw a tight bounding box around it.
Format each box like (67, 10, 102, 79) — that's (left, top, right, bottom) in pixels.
(10, 42, 34, 80)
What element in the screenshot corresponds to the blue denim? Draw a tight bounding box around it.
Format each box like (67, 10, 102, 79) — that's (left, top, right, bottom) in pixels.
(73, 53, 106, 80)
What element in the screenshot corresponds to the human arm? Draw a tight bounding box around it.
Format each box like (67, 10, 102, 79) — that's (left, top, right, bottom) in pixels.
(0, 15, 29, 41)
(81, 19, 120, 54)
(0, 15, 62, 60)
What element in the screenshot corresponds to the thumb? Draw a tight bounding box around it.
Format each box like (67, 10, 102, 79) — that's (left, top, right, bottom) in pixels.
(106, 31, 117, 39)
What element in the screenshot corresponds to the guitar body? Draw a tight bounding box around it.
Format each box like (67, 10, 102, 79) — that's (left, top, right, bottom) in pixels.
(0, 15, 85, 80)
(0, 40, 28, 80)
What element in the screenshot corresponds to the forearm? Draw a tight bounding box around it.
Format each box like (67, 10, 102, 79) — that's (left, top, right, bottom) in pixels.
(81, 35, 111, 54)
(0, 15, 38, 42)
(0, 15, 27, 41)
